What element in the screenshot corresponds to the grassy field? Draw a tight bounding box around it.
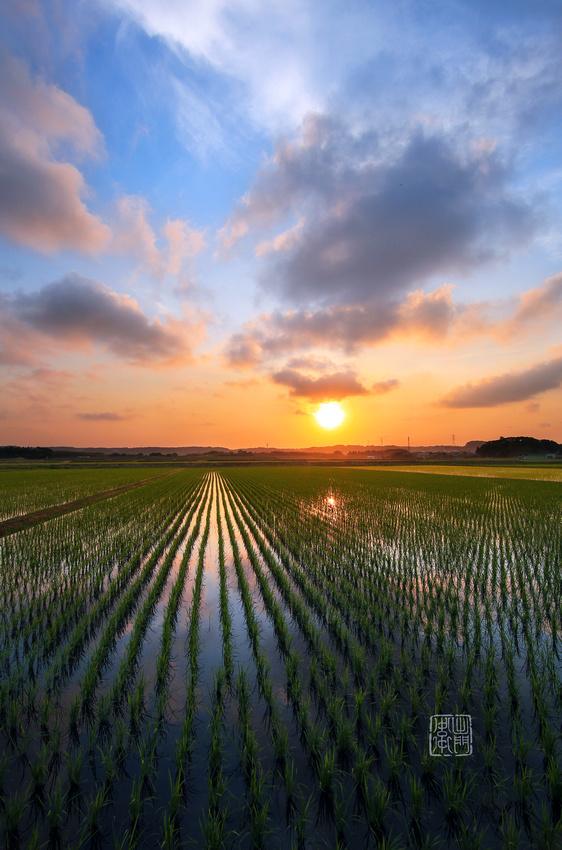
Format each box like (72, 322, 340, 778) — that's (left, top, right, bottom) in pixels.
(354, 463, 562, 482)
(0, 466, 560, 848)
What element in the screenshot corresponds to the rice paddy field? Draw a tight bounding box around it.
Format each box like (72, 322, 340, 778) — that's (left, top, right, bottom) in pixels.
(0, 468, 166, 523)
(0, 465, 561, 849)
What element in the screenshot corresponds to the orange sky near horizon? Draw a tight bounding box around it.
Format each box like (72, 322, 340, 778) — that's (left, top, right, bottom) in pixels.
(1, 3, 561, 449)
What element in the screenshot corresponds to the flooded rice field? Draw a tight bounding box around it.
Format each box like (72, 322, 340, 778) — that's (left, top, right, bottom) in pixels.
(0, 466, 561, 848)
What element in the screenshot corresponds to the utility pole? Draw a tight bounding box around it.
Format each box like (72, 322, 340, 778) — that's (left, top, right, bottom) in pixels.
(452, 434, 455, 447)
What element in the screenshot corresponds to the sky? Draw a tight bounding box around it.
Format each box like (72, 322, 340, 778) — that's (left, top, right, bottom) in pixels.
(1, 0, 561, 449)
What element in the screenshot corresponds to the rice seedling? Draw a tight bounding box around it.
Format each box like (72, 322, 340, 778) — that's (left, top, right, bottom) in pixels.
(366, 776, 391, 836)
(499, 811, 522, 849)
(29, 743, 49, 798)
(546, 756, 562, 806)
(441, 764, 472, 823)
(83, 785, 108, 845)
(318, 746, 336, 798)
(2, 785, 30, 847)
(533, 802, 562, 850)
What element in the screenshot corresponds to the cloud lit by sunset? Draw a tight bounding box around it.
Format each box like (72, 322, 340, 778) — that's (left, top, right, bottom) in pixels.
(1, 1, 561, 448)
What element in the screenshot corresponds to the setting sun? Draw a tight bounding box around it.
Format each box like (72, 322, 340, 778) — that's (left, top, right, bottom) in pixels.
(314, 401, 345, 429)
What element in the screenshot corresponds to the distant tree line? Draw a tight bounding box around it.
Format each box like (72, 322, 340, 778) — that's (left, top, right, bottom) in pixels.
(476, 436, 561, 458)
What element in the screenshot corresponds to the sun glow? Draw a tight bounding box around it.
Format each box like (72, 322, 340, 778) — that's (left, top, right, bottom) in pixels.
(314, 401, 345, 429)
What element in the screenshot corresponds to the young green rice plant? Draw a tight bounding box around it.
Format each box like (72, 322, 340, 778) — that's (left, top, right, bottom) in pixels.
(128, 673, 147, 734)
(336, 717, 354, 767)
(114, 718, 127, 767)
(318, 745, 336, 798)
(249, 763, 270, 850)
(533, 802, 562, 850)
(0, 752, 8, 795)
(540, 719, 559, 762)
(442, 764, 472, 824)
(353, 746, 372, 805)
(68, 693, 80, 739)
(160, 811, 178, 850)
(420, 747, 437, 785)
(283, 756, 298, 810)
(305, 721, 324, 768)
(30, 743, 49, 798)
(482, 735, 497, 774)
(242, 730, 259, 782)
(66, 748, 84, 799)
(327, 692, 344, 734)
(384, 737, 405, 787)
(128, 775, 144, 840)
(209, 766, 228, 818)
(409, 774, 424, 830)
(499, 811, 522, 849)
(514, 765, 534, 809)
(83, 784, 108, 845)
(365, 710, 382, 757)
(434, 682, 445, 715)
(456, 823, 488, 850)
(45, 778, 66, 841)
(293, 792, 313, 849)
(380, 683, 397, 727)
(200, 805, 227, 850)
(397, 714, 414, 751)
(96, 692, 112, 743)
(408, 684, 421, 721)
(512, 721, 531, 770)
(167, 770, 184, 829)
(484, 650, 498, 707)
(547, 756, 562, 807)
(460, 675, 472, 712)
(3, 785, 30, 847)
(100, 744, 117, 790)
(333, 781, 348, 845)
(270, 716, 288, 769)
(354, 686, 366, 728)
(366, 775, 391, 837)
(484, 702, 497, 738)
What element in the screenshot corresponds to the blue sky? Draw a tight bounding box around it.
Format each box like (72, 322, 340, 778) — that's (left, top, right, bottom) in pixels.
(1, 0, 561, 447)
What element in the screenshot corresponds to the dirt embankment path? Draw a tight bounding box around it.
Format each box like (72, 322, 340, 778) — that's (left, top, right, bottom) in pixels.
(0, 472, 179, 539)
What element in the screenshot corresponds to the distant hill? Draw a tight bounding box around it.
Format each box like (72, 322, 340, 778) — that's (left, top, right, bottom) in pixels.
(0, 440, 488, 460)
(49, 446, 232, 456)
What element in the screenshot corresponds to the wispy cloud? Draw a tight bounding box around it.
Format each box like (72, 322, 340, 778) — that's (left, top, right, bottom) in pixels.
(112, 195, 205, 278)
(75, 411, 132, 421)
(438, 356, 562, 408)
(372, 379, 399, 395)
(271, 368, 369, 401)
